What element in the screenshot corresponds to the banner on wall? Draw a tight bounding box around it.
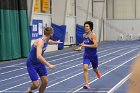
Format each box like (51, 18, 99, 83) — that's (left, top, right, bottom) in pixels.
(30, 20, 43, 40)
(34, 0, 39, 13)
(41, 0, 49, 12)
(76, 24, 84, 44)
(51, 23, 66, 50)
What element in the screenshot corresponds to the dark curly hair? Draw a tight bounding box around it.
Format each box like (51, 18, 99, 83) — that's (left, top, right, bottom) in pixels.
(84, 21, 93, 31)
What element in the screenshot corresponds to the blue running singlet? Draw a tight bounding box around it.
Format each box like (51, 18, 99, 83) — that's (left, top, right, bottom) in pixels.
(83, 32, 98, 69)
(26, 38, 48, 81)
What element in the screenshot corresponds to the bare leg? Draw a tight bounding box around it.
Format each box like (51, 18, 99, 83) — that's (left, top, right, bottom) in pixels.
(27, 80, 39, 93)
(93, 68, 99, 74)
(83, 64, 89, 84)
(39, 76, 48, 93)
(93, 68, 101, 78)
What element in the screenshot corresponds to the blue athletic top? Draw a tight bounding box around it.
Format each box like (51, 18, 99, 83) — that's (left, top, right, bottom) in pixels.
(27, 38, 48, 65)
(83, 32, 97, 56)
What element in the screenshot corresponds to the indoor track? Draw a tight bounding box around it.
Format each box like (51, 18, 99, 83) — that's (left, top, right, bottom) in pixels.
(0, 41, 140, 93)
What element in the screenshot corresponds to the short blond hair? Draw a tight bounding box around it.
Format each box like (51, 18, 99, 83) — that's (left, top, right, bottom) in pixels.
(44, 27, 54, 36)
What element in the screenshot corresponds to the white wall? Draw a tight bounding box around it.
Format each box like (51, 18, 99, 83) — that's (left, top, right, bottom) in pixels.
(52, 0, 67, 25)
(107, 0, 140, 19)
(27, 0, 33, 23)
(114, 0, 135, 19)
(106, 0, 113, 19)
(93, 0, 106, 42)
(67, 0, 75, 16)
(93, 1, 106, 19)
(76, 0, 90, 25)
(136, 0, 140, 19)
(104, 20, 140, 41)
(65, 16, 76, 45)
(29, 0, 106, 46)
(91, 18, 100, 42)
(32, 13, 51, 27)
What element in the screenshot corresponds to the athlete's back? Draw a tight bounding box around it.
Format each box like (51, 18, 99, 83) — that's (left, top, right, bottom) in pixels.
(27, 38, 48, 65)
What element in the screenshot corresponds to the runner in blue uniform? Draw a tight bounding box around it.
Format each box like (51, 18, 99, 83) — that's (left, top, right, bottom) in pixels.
(76, 21, 101, 89)
(26, 27, 62, 93)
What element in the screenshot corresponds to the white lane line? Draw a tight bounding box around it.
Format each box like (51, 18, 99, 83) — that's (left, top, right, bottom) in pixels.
(0, 49, 81, 70)
(0, 67, 26, 75)
(73, 55, 138, 93)
(0, 45, 128, 83)
(0, 45, 131, 75)
(0, 63, 25, 70)
(0, 91, 26, 93)
(0, 45, 125, 82)
(0, 73, 28, 83)
(0, 44, 134, 70)
(107, 73, 131, 93)
(33, 49, 138, 93)
(0, 81, 31, 93)
(0, 47, 138, 92)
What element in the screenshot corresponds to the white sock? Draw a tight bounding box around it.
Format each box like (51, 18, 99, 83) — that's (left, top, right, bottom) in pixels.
(27, 87, 32, 92)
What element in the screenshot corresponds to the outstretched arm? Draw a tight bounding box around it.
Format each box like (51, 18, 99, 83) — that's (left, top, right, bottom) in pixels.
(74, 42, 83, 51)
(48, 40, 63, 44)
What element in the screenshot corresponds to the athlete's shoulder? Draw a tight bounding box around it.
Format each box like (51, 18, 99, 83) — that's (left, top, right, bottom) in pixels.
(37, 38, 43, 41)
(91, 32, 96, 36)
(83, 33, 86, 37)
(90, 32, 96, 39)
(34, 38, 44, 47)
